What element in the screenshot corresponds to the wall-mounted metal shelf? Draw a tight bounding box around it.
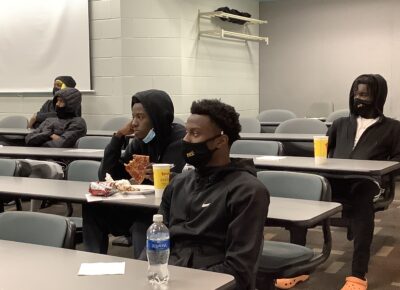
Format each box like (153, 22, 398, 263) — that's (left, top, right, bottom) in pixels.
(199, 10, 268, 44)
(199, 29, 269, 44)
(199, 11, 267, 25)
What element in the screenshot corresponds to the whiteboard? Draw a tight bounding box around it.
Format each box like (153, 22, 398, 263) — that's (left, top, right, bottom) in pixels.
(0, 0, 91, 92)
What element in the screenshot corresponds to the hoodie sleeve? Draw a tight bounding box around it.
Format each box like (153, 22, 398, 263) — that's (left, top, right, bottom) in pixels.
(36, 100, 57, 123)
(98, 136, 143, 180)
(327, 120, 338, 158)
(389, 121, 400, 161)
(42, 118, 87, 148)
(25, 119, 53, 146)
(205, 179, 269, 290)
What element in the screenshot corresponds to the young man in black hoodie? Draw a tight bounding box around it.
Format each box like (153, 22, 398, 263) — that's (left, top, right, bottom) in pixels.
(328, 74, 400, 290)
(25, 87, 86, 148)
(83, 89, 186, 256)
(28, 76, 80, 129)
(279, 75, 400, 290)
(159, 99, 269, 290)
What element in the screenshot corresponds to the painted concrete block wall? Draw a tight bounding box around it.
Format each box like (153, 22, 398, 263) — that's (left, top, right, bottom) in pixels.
(0, 0, 260, 129)
(260, 0, 400, 119)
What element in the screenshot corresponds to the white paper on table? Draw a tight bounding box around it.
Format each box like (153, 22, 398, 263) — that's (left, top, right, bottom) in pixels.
(64, 149, 104, 153)
(256, 156, 286, 161)
(78, 262, 125, 276)
(85, 193, 147, 202)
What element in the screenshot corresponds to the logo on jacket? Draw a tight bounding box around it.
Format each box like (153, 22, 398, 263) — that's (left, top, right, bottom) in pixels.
(201, 202, 211, 208)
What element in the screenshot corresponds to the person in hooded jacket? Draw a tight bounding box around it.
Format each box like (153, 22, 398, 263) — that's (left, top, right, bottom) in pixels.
(28, 76, 81, 129)
(276, 74, 400, 290)
(83, 89, 186, 257)
(158, 99, 269, 290)
(25, 87, 86, 147)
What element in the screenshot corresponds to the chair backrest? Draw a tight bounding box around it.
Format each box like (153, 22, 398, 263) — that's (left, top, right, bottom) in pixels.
(275, 118, 328, 134)
(0, 158, 17, 176)
(274, 119, 328, 156)
(67, 160, 101, 182)
(75, 136, 111, 150)
(101, 116, 131, 131)
(257, 171, 331, 201)
(231, 140, 283, 156)
(239, 117, 261, 133)
(257, 109, 297, 122)
(0, 211, 75, 249)
(173, 116, 185, 126)
(306, 102, 334, 118)
(0, 115, 28, 128)
(326, 109, 350, 122)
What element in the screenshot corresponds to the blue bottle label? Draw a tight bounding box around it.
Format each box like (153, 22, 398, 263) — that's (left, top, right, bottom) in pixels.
(147, 239, 170, 251)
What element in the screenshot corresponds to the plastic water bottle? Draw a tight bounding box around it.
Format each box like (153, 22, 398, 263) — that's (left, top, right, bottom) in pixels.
(146, 214, 170, 285)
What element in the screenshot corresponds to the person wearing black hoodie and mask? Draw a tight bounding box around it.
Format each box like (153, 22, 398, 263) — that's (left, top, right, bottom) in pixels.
(277, 74, 400, 290)
(25, 88, 86, 147)
(158, 99, 269, 290)
(28, 76, 80, 129)
(329, 74, 400, 290)
(83, 89, 186, 257)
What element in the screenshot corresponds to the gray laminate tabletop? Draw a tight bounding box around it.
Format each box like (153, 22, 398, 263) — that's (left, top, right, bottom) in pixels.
(239, 133, 317, 142)
(248, 155, 400, 176)
(0, 240, 235, 290)
(0, 128, 115, 137)
(0, 146, 104, 160)
(0, 176, 342, 225)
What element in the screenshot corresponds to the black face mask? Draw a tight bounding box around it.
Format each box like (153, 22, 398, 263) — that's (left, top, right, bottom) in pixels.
(56, 106, 73, 119)
(53, 87, 60, 96)
(182, 134, 220, 169)
(353, 98, 378, 119)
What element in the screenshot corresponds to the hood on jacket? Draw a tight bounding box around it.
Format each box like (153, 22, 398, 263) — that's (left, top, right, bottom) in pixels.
(196, 158, 257, 182)
(349, 74, 387, 117)
(52, 76, 77, 104)
(54, 88, 82, 117)
(55, 76, 76, 88)
(131, 89, 174, 150)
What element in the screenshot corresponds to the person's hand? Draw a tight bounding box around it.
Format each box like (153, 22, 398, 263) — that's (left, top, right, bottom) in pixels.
(27, 113, 37, 129)
(115, 120, 134, 137)
(50, 134, 61, 141)
(145, 163, 154, 182)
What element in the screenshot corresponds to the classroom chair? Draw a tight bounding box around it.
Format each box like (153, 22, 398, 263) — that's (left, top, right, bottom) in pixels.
(326, 109, 350, 122)
(0, 115, 28, 146)
(239, 117, 261, 133)
(257, 109, 297, 133)
(66, 160, 101, 243)
(75, 136, 112, 150)
(0, 211, 76, 249)
(173, 116, 185, 125)
(230, 140, 283, 156)
(305, 101, 334, 119)
(256, 170, 333, 290)
(275, 118, 328, 156)
(0, 158, 22, 212)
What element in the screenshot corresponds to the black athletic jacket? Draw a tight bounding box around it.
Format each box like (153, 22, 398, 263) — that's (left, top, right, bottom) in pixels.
(25, 88, 86, 148)
(98, 90, 186, 180)
(159, 158, 269, 290)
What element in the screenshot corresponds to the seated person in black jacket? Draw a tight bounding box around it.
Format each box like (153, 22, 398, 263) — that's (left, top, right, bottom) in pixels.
(28, 76, 80, 129)
(25, 88, 87, 148)
(158, 99, 269, 290)
(83, 89, 186, 256)
(279, 74, 400, 290)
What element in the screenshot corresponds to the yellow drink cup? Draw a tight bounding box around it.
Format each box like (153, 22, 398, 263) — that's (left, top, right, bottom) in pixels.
(313, 136, 328, 165)
(152, 164, 171, 198)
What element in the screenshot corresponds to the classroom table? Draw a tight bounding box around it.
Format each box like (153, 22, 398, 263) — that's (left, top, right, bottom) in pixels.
(0, 146, 104, 160)
(239, 132, 316, 142)
(0, 240, 235, 290)
(0, 128, 116, 137)
(247, 155, 400, 178)
(0, 176, 342, 225)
